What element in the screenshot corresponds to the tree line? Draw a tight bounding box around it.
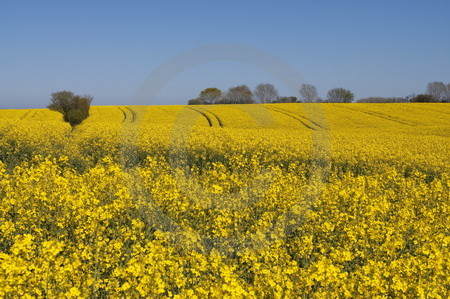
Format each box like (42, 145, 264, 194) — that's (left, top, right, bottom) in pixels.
(358, 82, 450, 103)
(188, 81, 450, 105)
(188, 84, 354, 105)
(46, 81, 448, 127)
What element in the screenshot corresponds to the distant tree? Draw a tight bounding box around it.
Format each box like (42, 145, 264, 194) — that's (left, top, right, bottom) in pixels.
(299, 84, 318, 103)
(273, 96, 297, 103)
(405, 93, 416, 102)
(410, 94, 436, 103)
(48, 91, 93, 127)
(357, 97, 408, 103)
(254, 83, 279, 103)
(426, 81, 447, 102)
(199, 87, 222, 104)
(219, 85, 254, 104)
(188, 98, 205, 105)
(446, 84, 450, 102)
(433, 83, 450, 102)
(326, 88, 354, 103)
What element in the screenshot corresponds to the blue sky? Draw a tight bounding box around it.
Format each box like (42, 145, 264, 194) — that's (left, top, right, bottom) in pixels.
(1, 0, 449, 108)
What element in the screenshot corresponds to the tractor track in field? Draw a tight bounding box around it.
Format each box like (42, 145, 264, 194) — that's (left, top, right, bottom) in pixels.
(418, 106, 450, 116)
(21, 110, 33, 120)
(125, 107, 138, 123)
(273, 106, 326, 129)
(27, 111, 37, 120)
(118, 107, 138, 123)
(187, 107, 213, 127)
(196, 107, 224, 127)
(332, 104, 417, 126)
(267, 106, 317, 130)
(31, 110, 42, 120)
(118, 107, 127, 123)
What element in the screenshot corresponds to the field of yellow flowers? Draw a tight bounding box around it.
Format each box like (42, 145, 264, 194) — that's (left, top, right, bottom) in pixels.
(0, 103, 449, 297)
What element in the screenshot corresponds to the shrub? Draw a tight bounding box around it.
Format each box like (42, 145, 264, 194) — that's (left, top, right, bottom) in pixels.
(48, 91, 93, 127)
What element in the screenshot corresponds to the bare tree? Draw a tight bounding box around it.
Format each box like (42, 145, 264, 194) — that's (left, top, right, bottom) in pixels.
(254, 83, 279, 103)
(426, 81, 447, 102)
(299, 84, 318, 103)
(446, 84, 450, 102)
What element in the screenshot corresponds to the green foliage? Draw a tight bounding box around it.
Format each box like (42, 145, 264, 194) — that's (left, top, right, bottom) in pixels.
(188, 98, 205, 105)
(410, 94, 436, 103)
(65, 109, 85, 126)
(188, 88, 223, 105)
(48, 91, 93, 127)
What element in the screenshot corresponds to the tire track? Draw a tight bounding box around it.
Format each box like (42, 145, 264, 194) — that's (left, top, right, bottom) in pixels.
(267, 106, 317, 130)
(125, 107, 138, 123)
(28, 110, 39, 120)
(21, 110, 33, 120)
(37, 110, 44, 119)
(332, 104, 416, 126)
(196, 107, 224, 127)
(33, 110, 44, 120)
(187, 107, 213, 127)
(27, 110, 37, 120)
(272, 106, 325, 129)
(118, 107, 127, 123)
(417, 106, 450, 116)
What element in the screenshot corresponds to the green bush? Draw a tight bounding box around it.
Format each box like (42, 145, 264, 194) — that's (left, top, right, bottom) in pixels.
(65, 109, 85, 126)
(48, 91, 93, 127)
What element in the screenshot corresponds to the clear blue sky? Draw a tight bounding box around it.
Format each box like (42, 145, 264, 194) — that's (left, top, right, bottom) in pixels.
(1, 0, 450, 108)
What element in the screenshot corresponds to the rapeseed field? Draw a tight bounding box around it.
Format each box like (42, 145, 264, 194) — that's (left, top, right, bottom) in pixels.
(0, 103, 449, 297)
